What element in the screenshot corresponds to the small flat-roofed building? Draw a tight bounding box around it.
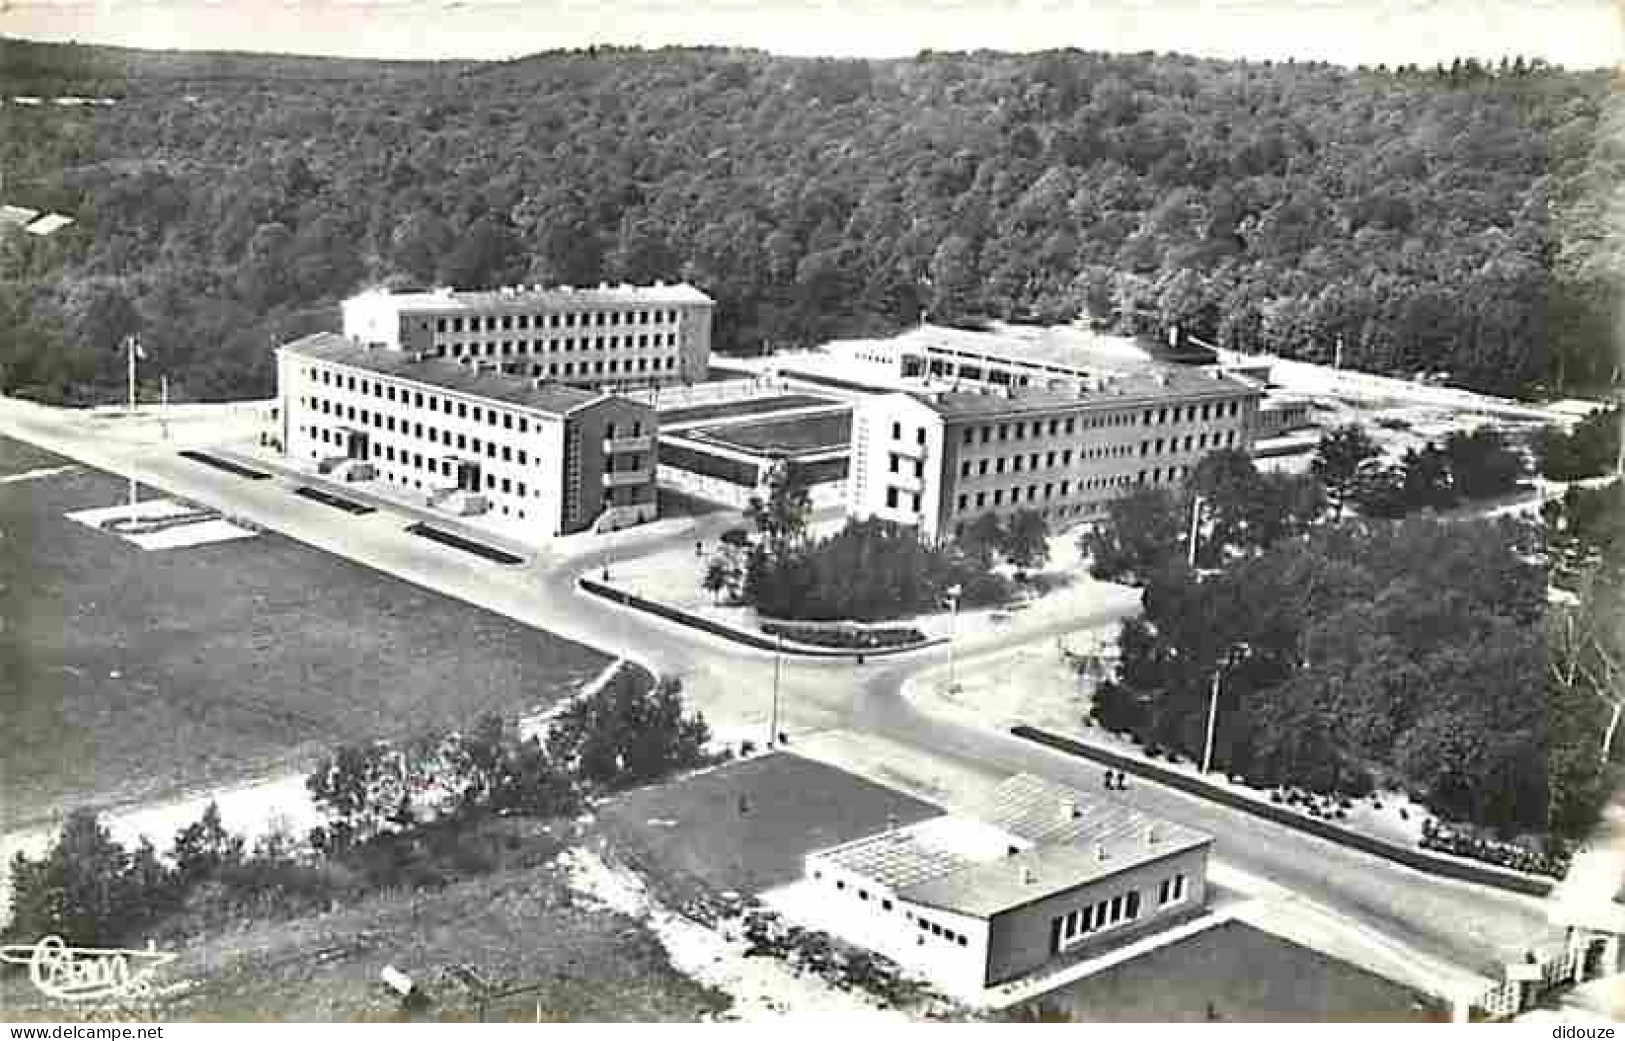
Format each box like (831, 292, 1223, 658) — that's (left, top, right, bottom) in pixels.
(846, 367, 1264, 542)
(803, 774, 1212, 997)
(341, 282, 713, 392)
(277, 331, 657, 536)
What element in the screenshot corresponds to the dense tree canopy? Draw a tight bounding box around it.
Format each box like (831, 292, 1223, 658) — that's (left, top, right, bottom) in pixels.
(0, 39, 1615, 404)
(1093, 517, 1591, 839)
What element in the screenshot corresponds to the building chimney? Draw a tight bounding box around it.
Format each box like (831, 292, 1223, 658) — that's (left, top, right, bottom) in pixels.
(1061, 798, 1080, 822)
(1095, 842, 1108, 862)
(1145, 825, 1161, 847)
(1020, 864, 1037, 885)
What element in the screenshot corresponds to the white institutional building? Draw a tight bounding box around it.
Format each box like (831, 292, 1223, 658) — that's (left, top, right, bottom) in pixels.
(277, 331, 658, 536)
(341, 281, 715, 392)
(799, 773, 1212, 999)
(846, 366, 1264, 543)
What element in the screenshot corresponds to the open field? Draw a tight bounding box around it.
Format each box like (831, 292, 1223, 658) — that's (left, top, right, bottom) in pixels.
(597, 752, 941, 906)
(1016, 920, 1444, 1023)
(691, 412, 852, 455)
(0, 437, 608, 830)
(0, 437, 73, 476)
(657, 395, 835, 427)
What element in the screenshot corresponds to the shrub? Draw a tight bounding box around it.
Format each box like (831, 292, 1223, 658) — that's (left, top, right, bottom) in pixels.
(760, 620, 925, 650)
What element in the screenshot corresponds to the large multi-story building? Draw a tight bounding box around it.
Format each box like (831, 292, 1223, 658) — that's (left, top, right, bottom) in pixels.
(277, 331, 657, 536)
(341, 282, 714, 392)
(847, 367, 1264, 543)
(800, 773, 1211, 998)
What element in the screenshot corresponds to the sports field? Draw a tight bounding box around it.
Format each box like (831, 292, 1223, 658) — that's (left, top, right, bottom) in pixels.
(657, 394, 835, 428)
(691, 412, 852, 455)
(0, 436, 608, 831)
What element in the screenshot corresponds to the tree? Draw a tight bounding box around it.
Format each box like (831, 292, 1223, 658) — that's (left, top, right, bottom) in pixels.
(701, 558, 733, 604)
(1443, 427, 1524, 501)
(958, 512, 1006, 569)
(306, 741, 409, 851)
(491, 738, 581, 818)
(171, 801, 245, 887)
(1004, 508, 1050, 571)
(1311, 424, 1381, 518)
(544, 671, 711, 788)
(6, 810, 143, 946)
(437, 213, 524, 289)
(746, 462, 811, 565)
(1079, 485, 1188, 584)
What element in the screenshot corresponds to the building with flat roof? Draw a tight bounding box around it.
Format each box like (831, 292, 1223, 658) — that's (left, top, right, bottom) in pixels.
(341, 281, 714, 392)
(803, 773, 1212, 997)
(847, 367, 1264, 543)
(277, 331, 657, 536)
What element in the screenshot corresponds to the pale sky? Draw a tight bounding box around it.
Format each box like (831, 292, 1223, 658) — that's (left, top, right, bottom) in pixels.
(0, 0, 1618, 69)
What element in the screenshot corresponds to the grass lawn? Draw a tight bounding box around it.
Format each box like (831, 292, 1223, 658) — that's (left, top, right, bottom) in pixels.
(0, 818, 726, 1023)
(0, 437, 72, 476)
(597, 752, 941, 906)
(693, 412, 852, 455)
(657, 395, 834, 427)
(1014, 920, 1445, 1023)
(0, 437, 608, 830)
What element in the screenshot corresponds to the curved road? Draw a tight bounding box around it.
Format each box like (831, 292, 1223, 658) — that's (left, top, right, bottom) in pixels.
(0, 399, 1549, 983)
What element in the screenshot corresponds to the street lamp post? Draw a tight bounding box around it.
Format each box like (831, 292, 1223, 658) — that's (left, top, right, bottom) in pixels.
(944, 584, 963, 694)
(1201, 667, 1223, 775)
(1187, 494, 1204, 569)
(1202, 644, 1247, 776)
(769, 632, 783, 748)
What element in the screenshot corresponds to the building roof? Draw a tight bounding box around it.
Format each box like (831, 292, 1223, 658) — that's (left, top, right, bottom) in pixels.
(24, 213, 74, 237)
(350, 282, 713, 313)
(896, 367, 1262, 423)
(813, 774, 1211, 920)
(828, 322, 1161, 378)
(0, 204, 40, 227)
(278, 332, 622, 417)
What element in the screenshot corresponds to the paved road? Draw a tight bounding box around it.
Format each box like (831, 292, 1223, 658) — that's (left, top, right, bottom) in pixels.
(0, 398, 1551, 982)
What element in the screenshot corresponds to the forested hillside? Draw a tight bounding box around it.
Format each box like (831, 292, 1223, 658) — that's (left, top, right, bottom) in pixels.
(0, 37, 1616, 403)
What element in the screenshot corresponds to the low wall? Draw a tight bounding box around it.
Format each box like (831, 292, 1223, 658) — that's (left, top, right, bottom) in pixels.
(1010, 725, 1555, 899)
(577, 576, 945, 660)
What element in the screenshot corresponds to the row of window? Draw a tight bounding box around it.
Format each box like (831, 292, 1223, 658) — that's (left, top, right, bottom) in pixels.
(434, 334, 680, 356)
(958, 445, 1123, 480)
(433, 308, 682, 333)
(1058, 890, 1143, 946)
(306, 429, 535, 497)
(954, 473, 1147, 513)
(434, 344, 680, 378)
(818, 872, 970, 948)
(1053, 873, 1188, 952)
(307, 368, 534, 432)
(955, 400, 1242, 447)
(306, 399, 535, 465)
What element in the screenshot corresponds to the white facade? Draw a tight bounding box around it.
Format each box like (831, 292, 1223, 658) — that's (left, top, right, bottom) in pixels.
(277, 333, 658, 537)
(799, 774, 1213, 998)
(341, 282, 713, 392)
(846, 370, 1265, 543)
